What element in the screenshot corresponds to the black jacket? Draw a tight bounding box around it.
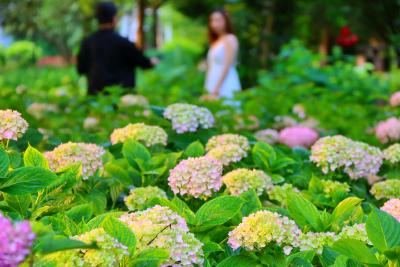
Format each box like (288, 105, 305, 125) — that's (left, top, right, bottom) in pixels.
(77, 29, 152, 94)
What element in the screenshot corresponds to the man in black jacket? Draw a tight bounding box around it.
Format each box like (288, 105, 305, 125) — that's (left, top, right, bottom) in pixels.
(77, 2, 154, 94)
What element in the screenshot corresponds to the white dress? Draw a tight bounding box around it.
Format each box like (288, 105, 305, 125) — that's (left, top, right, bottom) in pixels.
(205, 41, 241, 98)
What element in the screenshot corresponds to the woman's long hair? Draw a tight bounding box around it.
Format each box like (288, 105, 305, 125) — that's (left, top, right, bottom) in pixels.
(208, 9, 234, 44)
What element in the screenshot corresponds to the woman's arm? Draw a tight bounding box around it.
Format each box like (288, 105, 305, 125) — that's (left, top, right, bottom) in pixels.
(211, 35, 238, 96)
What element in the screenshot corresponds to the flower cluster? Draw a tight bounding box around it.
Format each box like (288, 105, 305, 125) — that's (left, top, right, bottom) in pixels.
(298, 231, 337, 254)
(338, 224, 370, 244)
(390, 91, 400, 107)
(0, 109, 29, 141)
(278, 126, 319, 148)
(120, 94, 149, 107)
(375, 117, 400, 143)
(110, 123, 168, 147)
(381, 198, 400, 221)
(319, 180, 350, 197)
(163, 103, 214, 133)
(168, 156, 223, 198)
(119, 205, 204, 266)
(0, 213, 35, 267)
(26, 102, 58, 120)
(73, 228, 129, 266)
(383, 144, 400, 164)
(254, 129, 279, 145)
(267, 183, 299, 205)
(273, 115, 297, 130)
(45, 142, 105, 179)
(222, 169, 273, 196)
(206, 134, 250, 166)
(292, 104, 306, 119)
(83, 117, 99, 130)
(370, 179, 400, 200)
(124, 186, 167, 211)
(310, 135, 382, 179)
(227, 210, 301, 255)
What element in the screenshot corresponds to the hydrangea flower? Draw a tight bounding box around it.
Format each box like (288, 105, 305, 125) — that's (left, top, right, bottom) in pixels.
(292, 104, 306, 119)
(0, 109, 29, 141)
(298, 231, 338, 254)
(370, 179, 400, 200)
(381, 198, 400, 221)
(278, 126, 318, 148)
(273, 115, 297, 130)
(254, 129, 279, 145)
(83, 117, 99, 130)
(222, 169, 273, 196)
(268, 183, 300, 206)
(375, 117, 400, 144)
(383, 144, 400, 164)
(120, 94, 148, 107)
(26, 103, 58, 120)
(338, 223, 370, 244)
(206, 133, 250, 151)
(110, 123, 168, 147)
(119, 205, 204, 266)
(310, 135, 382, 180)
(163, 103, 214, 133)
(0, 213, 35, 267)
(44, 142, 105, 179)
(227, 210, 301, 255)
(207, 144, 247, 166)
(390, 91, 400, 107)
(319, 180, 350, 197)
(124, 186, 167, 211)
(168, 156, 223, 198)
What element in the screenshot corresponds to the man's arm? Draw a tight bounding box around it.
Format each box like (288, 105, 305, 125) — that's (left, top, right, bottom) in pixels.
(124, 40, 153, 69)
(77, 40, 90, 74)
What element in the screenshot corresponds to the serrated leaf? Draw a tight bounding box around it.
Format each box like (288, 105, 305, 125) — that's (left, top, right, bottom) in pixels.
(102, 216, 136, 255)
(0, 146, 10, 176)
(23, 145, 49, 169)
(331, 238, 379, 265)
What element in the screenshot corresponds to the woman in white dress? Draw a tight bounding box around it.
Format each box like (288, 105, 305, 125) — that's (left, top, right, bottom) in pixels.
(204, 9, 241, 100)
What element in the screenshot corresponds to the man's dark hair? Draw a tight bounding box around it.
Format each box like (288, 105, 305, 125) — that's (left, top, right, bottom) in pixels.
(95, 2, 117, 24)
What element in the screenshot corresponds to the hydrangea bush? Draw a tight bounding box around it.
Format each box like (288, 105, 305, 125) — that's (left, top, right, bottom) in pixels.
(163, 103, 214, 133)
(222, 168, 273, 196)
(278, 125, 318, 148)
(310, 135, 382, 179)
(110, 123, 168, 146)
(45, 142, 105, 179)
(370, 179, 400, 200)
(124, 186, 167, 211)
(0, 109, 29, 141)
(168, 156, 223, 198)
(119, 205, 204, 266)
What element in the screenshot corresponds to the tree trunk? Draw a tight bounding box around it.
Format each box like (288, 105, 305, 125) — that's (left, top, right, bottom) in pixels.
(318, 28, 329, 66)
(151, 7, 159, 48)
(136, 0, 145, 50)
(260, 1, 274, 68)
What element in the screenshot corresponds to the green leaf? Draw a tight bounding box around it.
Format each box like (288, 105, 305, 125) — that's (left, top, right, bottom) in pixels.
(86, 211, 125, 230)
(3, 194, 31, 216)
(0, 146, 10, 176)
(331, 238, 380, 265)
(66, 204, 93, 223)
(1, 166, 58, 195)
(104, 161, 131, 186)
(195, 196, 244, 228)
(366, 208, 400, 252)
(287, 257, 313, 267)
(183, 141, 205, 158)
(240, 189, 262, 216)
(171, 196, 196, 224)
(23, 145, 49, 169)
(102, 216, 136, 255)
(330, 197, 363, 231)
(122, 140, 151, 170)
(36, 235, 96, 254)
(216, 255, 261, 267)
(131, 248, 169, 267)
(287, 192, 321, 231)
(252, 142, 277, 170)
(203, 241, 224, 255)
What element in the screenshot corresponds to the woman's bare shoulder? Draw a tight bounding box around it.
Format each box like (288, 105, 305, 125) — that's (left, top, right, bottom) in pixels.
(223, 34, 238, 47)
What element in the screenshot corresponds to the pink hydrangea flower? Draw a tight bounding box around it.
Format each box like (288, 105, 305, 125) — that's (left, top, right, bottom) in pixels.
(0, 109, 29, 141)
(279, 126, 319, 148)
(375, 117, 400, 144)
(168, 156, 223, 198)
(0, 213, 35, 267)
(381, 198, 400, 221)
(390, 92, 400, 107)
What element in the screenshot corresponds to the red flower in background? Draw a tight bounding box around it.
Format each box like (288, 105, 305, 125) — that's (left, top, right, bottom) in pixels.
(336, 26, 358, 47)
